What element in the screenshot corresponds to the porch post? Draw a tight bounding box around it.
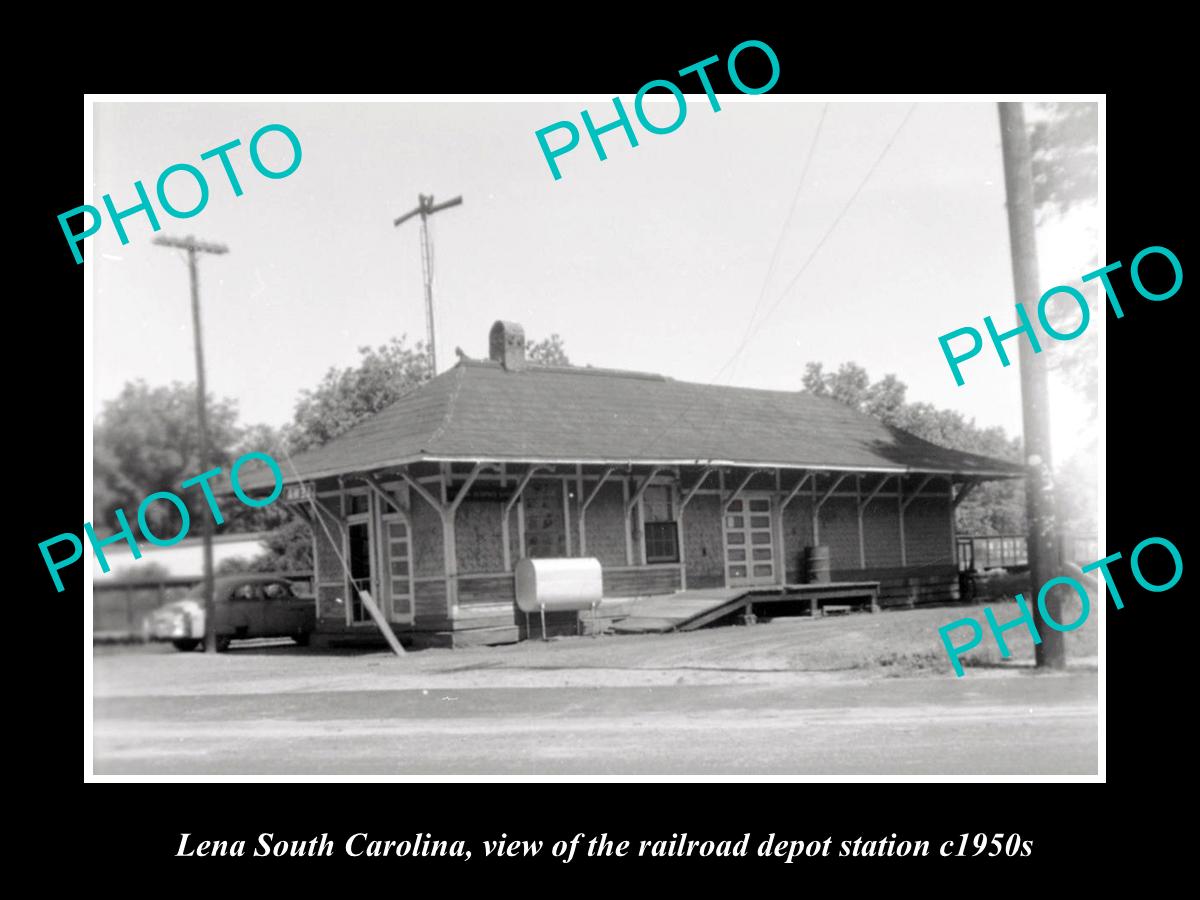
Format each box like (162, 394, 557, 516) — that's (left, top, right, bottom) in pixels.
(622, 476, 633, 565)
(856, 475, 865, 569)
(579, 465, 616, 556)
(778, 470, 813, 586)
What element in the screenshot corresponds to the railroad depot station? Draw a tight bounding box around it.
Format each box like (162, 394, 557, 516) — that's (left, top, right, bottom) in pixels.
(252, 321, 1022, 648)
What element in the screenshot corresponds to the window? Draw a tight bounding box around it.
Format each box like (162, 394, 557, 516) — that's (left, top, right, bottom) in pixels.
(347, 493, 369, 515)
(645, 522, 679, 563)
(642, 485, 678, 563)
(263, 582, 294, 599)
(232, 583, 262, 601)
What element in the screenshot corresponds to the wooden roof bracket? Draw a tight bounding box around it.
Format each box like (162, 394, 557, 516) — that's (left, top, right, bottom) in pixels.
(902, 473, 937, 512)
(400, 470, 445, 514)
(504, 465, 552, 517)
(362, 473, 410, 517)
(815, 473, 849, 512)
(448, 462, 501, 515)
(580, 466, 618, 515)
(627, 466, 668, 515)
(723, 468, 773, 512)
(679, 466, 715, 512)
(859, 473, 894, 512)
(779, 470, 814, 511)
(952, 477, 981, 509)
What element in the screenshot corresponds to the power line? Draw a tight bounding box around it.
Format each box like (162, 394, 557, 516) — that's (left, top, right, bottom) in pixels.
(740, 103, 917, 353)
(634, 104, 916, 463)
(731, 102, 829, 383)
(716, 103, 829, 441)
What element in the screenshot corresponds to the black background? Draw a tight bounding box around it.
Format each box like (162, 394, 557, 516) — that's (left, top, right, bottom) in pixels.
(19, 22, 1186, 884)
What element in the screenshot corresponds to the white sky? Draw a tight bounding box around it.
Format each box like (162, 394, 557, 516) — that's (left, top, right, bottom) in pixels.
(91, 99, 1099, 463)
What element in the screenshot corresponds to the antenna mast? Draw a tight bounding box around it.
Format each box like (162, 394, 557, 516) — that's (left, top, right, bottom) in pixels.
(394, 193, 463, 374)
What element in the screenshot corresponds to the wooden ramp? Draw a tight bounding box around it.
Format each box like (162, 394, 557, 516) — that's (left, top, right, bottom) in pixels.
(610, 588, 749, 634)
(610, 583, 881, 634)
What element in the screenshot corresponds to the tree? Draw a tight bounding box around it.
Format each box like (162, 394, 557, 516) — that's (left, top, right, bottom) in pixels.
(289, 335, 432, 453)
(1028, 102, 1100, 537)
(1029, 102, 1098, 222)
(526, 333, 571, 366)
(93, 380, 244, 534)
(215, 521, 313, 574)
(803, 362, 1026, 534)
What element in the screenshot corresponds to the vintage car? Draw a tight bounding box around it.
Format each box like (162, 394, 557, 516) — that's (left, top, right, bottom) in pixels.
(144, 574, 315, 652)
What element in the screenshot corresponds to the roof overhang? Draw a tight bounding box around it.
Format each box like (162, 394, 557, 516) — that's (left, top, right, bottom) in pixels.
(271, 453, 1023, 487)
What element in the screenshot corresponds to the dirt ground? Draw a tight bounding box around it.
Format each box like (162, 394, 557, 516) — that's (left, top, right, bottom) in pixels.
(91, 602, 1100, 776)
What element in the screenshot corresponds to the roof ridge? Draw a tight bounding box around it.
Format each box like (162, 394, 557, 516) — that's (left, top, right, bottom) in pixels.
(424, 363, 467, 450)
(460, 357, 668, 382)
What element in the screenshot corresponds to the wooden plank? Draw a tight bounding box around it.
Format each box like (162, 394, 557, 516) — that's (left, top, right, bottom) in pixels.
(357, 590, 405, 657)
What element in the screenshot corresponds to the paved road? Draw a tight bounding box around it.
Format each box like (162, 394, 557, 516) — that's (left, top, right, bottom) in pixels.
(93, 672, 1097, 776)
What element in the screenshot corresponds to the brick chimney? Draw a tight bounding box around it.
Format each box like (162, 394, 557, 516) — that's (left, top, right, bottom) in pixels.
(489, 320, 526, 371)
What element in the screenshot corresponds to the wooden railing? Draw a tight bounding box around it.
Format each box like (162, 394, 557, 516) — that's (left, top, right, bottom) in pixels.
(956, 534, 1097, 572)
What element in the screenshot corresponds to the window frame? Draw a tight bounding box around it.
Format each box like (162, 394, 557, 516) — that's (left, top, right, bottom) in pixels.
(643, 520, 680, 564)
(262, 581, 294, 600)
(640, 483, 679, 565)
(231, 583, 264, 602)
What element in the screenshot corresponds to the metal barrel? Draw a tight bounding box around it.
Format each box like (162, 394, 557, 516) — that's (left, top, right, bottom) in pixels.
(805, 545, 831, 584)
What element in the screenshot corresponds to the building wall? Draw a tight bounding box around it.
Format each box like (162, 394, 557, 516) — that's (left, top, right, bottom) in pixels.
(523, 479, 567, 558)
(456, 499, 506, 574)
(904, 496, 954, 565)
(415, 580, 451, 629)
(583, 480, 629, 566)
(314, 496, 345, 623)
(818, 496, 860, 570)
(311, 471, 963, 637)
(862, 500, 903, 568)
(781, 497, 816, 582)
(683, 494, 724, 589)
(411, 487, 444, 577)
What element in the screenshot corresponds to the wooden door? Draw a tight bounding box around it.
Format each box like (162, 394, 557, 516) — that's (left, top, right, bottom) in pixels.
(724, 494, 776, 586)
(380, 513, 414, 624)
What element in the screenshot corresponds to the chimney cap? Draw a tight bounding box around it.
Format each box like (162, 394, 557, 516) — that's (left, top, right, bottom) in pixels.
(489, 320, 526, 371)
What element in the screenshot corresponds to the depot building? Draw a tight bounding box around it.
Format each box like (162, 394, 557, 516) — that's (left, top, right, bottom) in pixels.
(256, 320, 1021, 647)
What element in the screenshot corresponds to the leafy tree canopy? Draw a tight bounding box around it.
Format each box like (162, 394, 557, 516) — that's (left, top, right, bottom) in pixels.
(802, 361, 1024, 534)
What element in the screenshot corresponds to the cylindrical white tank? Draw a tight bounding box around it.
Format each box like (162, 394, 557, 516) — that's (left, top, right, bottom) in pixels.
(515, 557, 603, 612)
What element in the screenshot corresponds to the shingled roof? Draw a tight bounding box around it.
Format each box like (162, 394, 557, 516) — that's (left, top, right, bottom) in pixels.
(268, 358, 1022, 484)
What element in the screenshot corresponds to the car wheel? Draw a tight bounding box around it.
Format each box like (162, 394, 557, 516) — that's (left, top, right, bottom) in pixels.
(172, 639, 200, 652)
(294, 631, 311, 647)
(215, 636, 232, 653)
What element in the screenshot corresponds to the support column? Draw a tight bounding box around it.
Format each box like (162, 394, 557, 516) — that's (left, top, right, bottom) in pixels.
(579, 466, 616, 557)
(562, 478, 573, 556)
(778, 470, 812, 586)
(900, 473, 935, 568)
(626, 467, 666, 567)
(677, 467, 714, 592)
(856, 475, 865, 569)
(857, 474, 891, 570)
(622, 476, 632, 565)
(814, 472, 847, 550)
(502, 465, 548, 571)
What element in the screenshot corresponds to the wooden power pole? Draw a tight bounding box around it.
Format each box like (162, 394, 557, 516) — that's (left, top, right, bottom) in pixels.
(153, 234, 228, 654)
(997, 103, 1065, 670)
(394, 194, 462, 375)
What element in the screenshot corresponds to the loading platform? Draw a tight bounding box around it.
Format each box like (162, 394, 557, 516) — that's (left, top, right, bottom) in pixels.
(610, 582, 881, 634)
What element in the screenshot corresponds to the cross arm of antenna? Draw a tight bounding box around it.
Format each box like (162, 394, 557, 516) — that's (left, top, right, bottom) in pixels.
(427, 196, 463, 215)
(393, 206, 423, 228)
(152, 235, 229, 254)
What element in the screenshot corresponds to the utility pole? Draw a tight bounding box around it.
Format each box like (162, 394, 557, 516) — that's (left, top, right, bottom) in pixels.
(394, 193, 462, 375)
(153, 234, 228, 654)
(998, 103, 1065, 670)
